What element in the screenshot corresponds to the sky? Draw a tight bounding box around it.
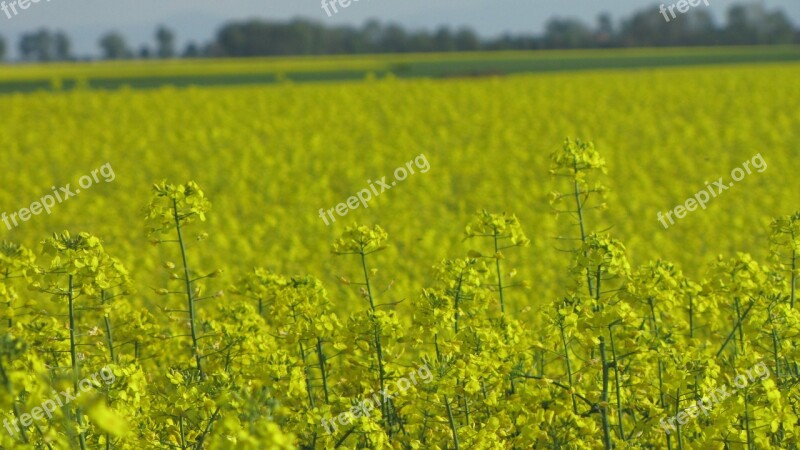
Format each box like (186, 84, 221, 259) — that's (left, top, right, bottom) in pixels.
(0, 0, 798, 58)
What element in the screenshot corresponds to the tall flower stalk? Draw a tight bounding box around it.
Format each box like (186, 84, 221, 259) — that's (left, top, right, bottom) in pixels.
(145, 181, 213, 380)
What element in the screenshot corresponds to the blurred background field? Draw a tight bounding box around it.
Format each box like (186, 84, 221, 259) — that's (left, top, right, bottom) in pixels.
(1, 60, 797, 316)
(0, 46, 799, 93)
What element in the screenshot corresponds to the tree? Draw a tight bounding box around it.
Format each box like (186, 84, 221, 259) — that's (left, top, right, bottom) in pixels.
(362, 19, 383, 51)
(764, 10, 795, 44)
(99, 32, 131, 60)
(725, 4, 761, 44)
(543, 18, 592, 49)
(454, 27, 480, 51)
(204, 8, 798, 57)
(595, 13, 615, 46)
(155, 26, 176, 58)
(18, 29, 71, 62)
(407, 31, 434, 52)
(620, 6, 681, 47)
(215, 21, 252, 56)
(684, 10, 718, 45)
(54, 32, 71, 60)
(433, 26, 455, 51)
(182, 42, 200, 58)
(19, 31, 49, 61)
(722, 3, 794, 45)
(380, 24, 407, 52)
(215, 19, 323, 57)
(0, 35, 6, 61)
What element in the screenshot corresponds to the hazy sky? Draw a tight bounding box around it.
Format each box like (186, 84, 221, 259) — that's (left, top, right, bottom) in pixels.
(1, 0, 798, 57)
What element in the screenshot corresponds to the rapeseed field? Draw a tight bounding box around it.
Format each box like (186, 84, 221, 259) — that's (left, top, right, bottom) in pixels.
(0, 62, 798, 448)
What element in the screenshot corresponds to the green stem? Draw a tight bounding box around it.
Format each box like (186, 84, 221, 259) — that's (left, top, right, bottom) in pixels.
(689, 294, 694, 339)
(599, 337, 612, 450)
(461, 388, 470, 427)
(360, 249, 390, 435)
(715, 299, 756, 358)
(4, 268, 11, 328)
(11, 403, 30, 443)
(658, 360, 672, 450)
(453, 273, 463, 334)
(734, 297, 744, 352)
(193, 407, 220, 450)
(572, 170, 593, 297)
(649, 298, 671, 449)
(298, 341, 315, 408)
(791, 247, 796, 308)
(646, 297, 658, 336)
(316, 338, 330, 404)
(452, 272, 470, 425)
(539, 349, 544, 377)
(492, 231, 505, 315)
(173, 198, 205, 380)
(609, 326, 624, 440)
(444, 395, 460, 450)
(675, 388, 683, 450)
(102, 291, 117, 364)
(490, 231, 516, 395)
(595, 265, 602, 303)
(744, 390, 752, 449)
(68, 275, 87, 450)
(179, 415, 187, 450)
(558, 319, 577, 415)
(770, 307, 781, 378)
(434, 333, 441, 363)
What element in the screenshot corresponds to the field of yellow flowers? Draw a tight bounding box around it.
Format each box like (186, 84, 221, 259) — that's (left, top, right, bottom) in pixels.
(0, 61, 799, 449)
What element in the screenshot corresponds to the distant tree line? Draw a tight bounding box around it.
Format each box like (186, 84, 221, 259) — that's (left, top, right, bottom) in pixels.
(0, 2, 797, 62)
